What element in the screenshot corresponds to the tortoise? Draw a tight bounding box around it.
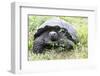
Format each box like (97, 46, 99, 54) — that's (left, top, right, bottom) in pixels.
(33, 17, 79, 53)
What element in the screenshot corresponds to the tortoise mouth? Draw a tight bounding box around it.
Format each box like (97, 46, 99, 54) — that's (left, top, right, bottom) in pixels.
(49, 31, 58, 41)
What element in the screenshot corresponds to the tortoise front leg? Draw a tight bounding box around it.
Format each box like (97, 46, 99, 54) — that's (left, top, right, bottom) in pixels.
(33, 38, 45, 54)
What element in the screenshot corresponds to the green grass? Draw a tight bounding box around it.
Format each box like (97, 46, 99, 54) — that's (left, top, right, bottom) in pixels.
(28, 16, 88, 61)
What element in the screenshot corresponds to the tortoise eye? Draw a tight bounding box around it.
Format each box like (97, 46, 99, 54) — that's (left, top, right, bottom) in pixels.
(55, 26, 60, 29)
(59, 28, 65, 33)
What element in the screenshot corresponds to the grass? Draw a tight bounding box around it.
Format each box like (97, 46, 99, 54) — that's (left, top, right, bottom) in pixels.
(28, 16, 88, 61)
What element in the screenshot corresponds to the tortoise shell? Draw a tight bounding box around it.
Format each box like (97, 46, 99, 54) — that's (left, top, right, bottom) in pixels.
(34, 17, 79, 43)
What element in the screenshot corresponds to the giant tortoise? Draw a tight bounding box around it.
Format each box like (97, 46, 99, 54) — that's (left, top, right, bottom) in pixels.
(33, 17, 79, 53)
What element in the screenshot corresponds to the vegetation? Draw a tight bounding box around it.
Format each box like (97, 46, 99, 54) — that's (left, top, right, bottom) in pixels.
(28, 16, 88, 61)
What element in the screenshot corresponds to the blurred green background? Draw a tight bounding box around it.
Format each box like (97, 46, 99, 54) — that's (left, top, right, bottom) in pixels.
(28, 15, 88, 60)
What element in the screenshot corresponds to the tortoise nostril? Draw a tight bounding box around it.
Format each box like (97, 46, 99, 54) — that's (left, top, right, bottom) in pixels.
(54, 33, 56, 35)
